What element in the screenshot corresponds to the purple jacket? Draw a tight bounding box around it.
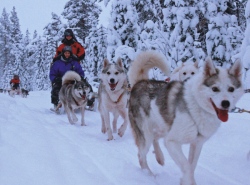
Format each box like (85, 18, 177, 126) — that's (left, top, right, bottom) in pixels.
(49, 57, 85, 82)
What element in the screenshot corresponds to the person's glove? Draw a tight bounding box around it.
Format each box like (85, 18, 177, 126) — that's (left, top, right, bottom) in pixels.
(52, 77, 62, 86)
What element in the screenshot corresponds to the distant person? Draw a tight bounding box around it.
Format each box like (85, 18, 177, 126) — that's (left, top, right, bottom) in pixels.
(53, 29, 85, 63)
(10, 75, 20, 90)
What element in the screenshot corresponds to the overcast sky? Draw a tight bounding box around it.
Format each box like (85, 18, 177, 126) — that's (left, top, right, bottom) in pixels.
(1, 0, 110, 35)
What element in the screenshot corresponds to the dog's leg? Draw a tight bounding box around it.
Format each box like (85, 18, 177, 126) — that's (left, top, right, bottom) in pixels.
(101, 108, 113, 140)
(70, 108, 78, 123)
(165, 140, 196, 185)
(117, 108, 128, 137)
(112, 111, 119, 133)
(101, 115, 107, 133)
(64, 105, 75, 124)
(188, 137, 206, 172)
(80, 106, 86, 126)
(153, 139, 164, 166)
(137, 136, 154, 175)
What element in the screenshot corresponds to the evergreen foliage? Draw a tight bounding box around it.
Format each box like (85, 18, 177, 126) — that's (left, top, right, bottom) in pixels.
(0, 0, 248, 90)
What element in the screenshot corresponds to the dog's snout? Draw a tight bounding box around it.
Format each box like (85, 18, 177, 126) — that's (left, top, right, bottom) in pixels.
(110, 78, 115, 84)
(221, 100, 230, 109)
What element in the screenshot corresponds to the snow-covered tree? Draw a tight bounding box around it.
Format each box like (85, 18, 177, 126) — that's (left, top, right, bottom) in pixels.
(0, 8, 12, 85)
(85, 25, 108, 77)
(107, 0, 140, 62)
(240, 0, 250, 90)
(168, 1, 199, 68)
(62, 0, 101, 44)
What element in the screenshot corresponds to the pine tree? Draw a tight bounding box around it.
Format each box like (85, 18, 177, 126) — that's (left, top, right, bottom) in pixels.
(9, 7, 23, 83)
(204, 0, 244, 66)
(107, 0, 140, 64)
(0, 8, 12, 83)
(168, 0, 199, 68)
(85, 25, 108, 77)
(43, 12, 67, 50)
(62, 0, 101, 44)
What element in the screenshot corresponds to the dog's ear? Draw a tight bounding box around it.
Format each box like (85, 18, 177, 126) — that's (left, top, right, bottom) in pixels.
(229, 58, 242, 78)
(117, 57, 123, 68)
(103, 58, 109, 68)
(193, 60, 199, 68)
(203, 57, 216, 77)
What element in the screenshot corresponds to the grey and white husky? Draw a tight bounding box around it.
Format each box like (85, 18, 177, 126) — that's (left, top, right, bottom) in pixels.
(98, 58, 129, 141)
(128, 50, 244, 185)
(59, 71, 92, 126)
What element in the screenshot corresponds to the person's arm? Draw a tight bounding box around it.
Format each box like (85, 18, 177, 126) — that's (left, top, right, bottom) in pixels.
(49, 63, 59, 82)
(75, 42, 85, 60)
(54, 44, 64, 59)
(74, 62, 85, 78)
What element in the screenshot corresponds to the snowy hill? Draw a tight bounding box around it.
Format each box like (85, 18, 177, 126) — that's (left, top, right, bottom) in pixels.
(0, 91, 250, 185)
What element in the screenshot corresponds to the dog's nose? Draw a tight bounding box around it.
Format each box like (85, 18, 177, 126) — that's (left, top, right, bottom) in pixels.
(110, 78, 115, 84)
(221, 100, 230, 109)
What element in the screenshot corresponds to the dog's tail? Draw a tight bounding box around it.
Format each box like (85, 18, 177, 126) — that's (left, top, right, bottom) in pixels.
(62, 71, 81, 85)
(128, 50, 171, 87)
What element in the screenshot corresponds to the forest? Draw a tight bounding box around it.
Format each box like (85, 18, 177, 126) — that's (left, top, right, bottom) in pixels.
(0, 0, 248, 90)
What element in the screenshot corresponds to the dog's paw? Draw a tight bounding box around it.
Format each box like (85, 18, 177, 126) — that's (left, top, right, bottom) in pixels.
(81, 123, 86, 126)
(107, 135, 114, 141)
(118, 124, 127, 137)
(101, 126, 107, 134)
(72, 117, 78, 122)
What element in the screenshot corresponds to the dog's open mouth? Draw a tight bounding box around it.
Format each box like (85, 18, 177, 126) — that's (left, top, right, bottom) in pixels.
(210, 98, 228, 122)
(80, 93, 86, 100)
(109, 82, 118, 91)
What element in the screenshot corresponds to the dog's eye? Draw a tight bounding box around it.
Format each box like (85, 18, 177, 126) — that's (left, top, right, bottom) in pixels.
(183, 72, 186, 75)
(115, 72, 119, 75)
(212, 87, 220, 92)
(191, 72, 195, 75)
(107, 72, 110, 75)
(228, 87, 234, 92)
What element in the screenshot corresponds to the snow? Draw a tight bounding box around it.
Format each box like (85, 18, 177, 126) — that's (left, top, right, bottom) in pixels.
(0, 91, 250, 185)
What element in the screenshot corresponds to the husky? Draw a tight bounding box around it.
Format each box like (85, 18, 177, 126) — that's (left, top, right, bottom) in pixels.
(98, 58, 129, 141)
(58, 71, 92, 126)
(21, 88, 29, 98)
(128, 51, 244, 185)
(8, 88, 16, 97)
(170, 61, 199, 81)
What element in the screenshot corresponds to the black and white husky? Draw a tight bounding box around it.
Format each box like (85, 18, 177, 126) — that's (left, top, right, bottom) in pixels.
(128, 50, 244, 185)
(59, 71, 92, 126)
(98, 58, 129, 141)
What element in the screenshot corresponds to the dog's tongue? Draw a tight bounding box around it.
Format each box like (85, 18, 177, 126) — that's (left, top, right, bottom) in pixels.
(109, 83, 116, 90)
(81, 95, 86, 100)
(217, 109, 228, 122)
(210, 98, 229, 122)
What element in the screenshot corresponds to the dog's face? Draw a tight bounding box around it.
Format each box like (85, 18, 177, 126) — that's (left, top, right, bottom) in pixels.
(101, 58, 127, 91)
(73, 79, 91, 100)
(179, 62, 199, 81)
(192, 57, 244, 122)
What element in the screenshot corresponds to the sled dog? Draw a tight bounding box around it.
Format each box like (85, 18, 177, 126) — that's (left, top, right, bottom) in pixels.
(8, 88, 16, 97)
(128, 50, 244, 185)
(59, 71, 92, 126)
(21, 88, 29, 98)
(98, 58, 129, 140)
(170, 61, 199, 81)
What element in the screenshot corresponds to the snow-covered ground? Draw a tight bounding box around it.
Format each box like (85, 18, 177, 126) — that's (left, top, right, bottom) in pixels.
(0, 91, 250, 185)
